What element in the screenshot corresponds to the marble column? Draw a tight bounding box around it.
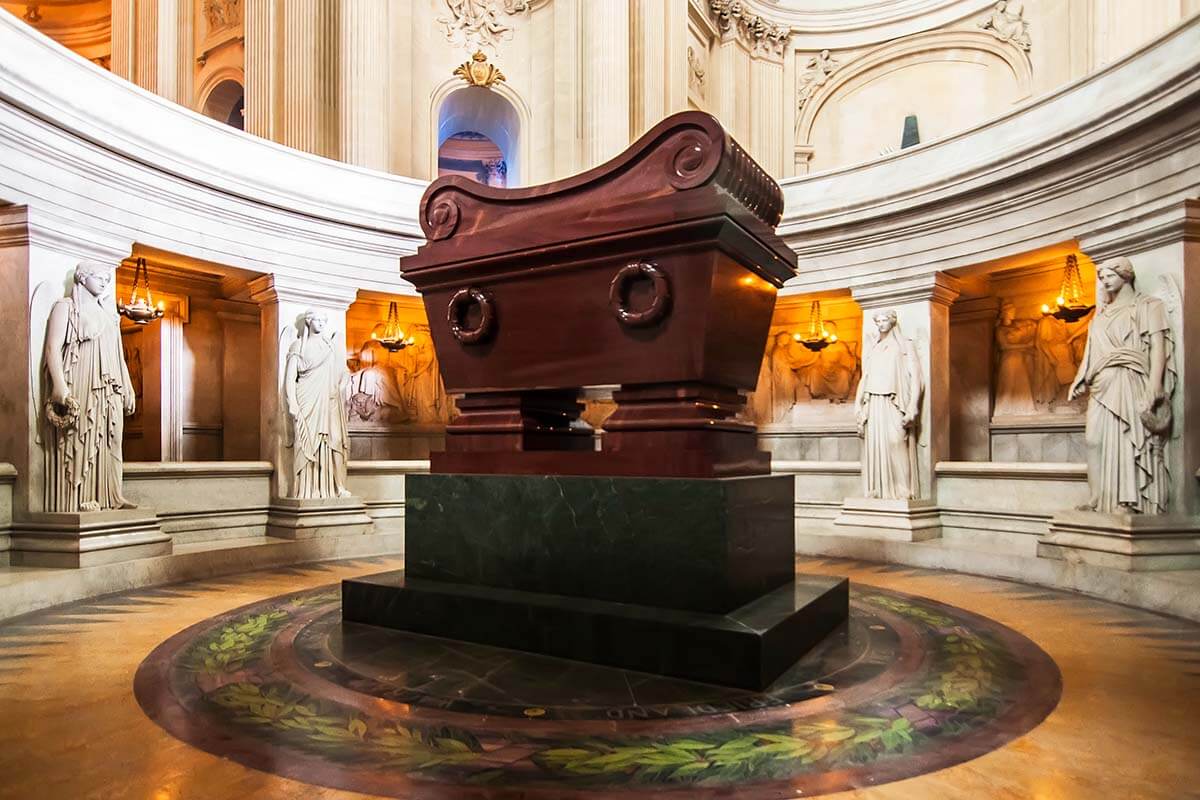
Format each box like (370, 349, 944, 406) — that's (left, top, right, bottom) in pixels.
(0, 206, 168, 565)
(136, 288, 187, 462)
(244, 0, 278, 139)
(1040, 199, 1200, 569)
(582, 0, 630, 167)
(833, 272, 961, 540)
(338, 0, 388, 170)
(158, 0, 194, 107)
(248, 275, 372, 538)
(279, 0, 338, 159)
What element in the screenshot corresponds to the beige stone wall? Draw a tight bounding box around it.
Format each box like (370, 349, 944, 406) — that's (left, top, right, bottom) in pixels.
(5, 0, 1196, 181)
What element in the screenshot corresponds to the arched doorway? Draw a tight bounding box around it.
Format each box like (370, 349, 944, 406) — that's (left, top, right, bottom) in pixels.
(201, 79, 245, 130)
(436, 87, 520, 185)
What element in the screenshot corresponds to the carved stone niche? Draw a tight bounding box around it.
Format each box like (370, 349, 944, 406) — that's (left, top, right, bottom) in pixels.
(401, 111, 797, 478)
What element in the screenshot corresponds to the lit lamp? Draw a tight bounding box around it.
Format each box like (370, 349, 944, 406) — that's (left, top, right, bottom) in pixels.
(794, 300, 836, 352)
(117, 257, 165, 324)
(1040, 254, 1094, 323)
(371, 301, 415, 352)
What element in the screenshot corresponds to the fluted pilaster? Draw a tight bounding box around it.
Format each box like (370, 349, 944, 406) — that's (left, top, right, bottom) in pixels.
(110, 0, 135, 80)
(280, 0, 337, 158)
(338, 0, 388, 169)
(750, 56, 784, 176)
(244, 0, 277, 139)
(582, 0, 630, 167)
(134, 0, 158, 92)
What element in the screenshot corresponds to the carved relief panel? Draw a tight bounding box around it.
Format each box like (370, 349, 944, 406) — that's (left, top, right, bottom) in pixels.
(746, 297, 863, 428)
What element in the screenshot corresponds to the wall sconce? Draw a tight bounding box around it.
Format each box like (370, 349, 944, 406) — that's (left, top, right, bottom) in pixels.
(1040, 254, 1094, 322)
(794, 300, 836, 352)
(117, 257, 165, 324)
(371, 301, 415, 352)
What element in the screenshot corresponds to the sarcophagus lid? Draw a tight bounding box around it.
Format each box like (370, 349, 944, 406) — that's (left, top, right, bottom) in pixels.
(402, 111, 796, 477)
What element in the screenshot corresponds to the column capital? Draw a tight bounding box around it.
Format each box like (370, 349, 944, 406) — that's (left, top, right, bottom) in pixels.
(1079, 199, 1200, 264)
(248, 274, 358, 310)
(851, 271, 961, 311)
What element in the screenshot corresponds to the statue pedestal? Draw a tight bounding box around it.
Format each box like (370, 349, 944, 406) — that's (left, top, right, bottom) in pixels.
(344, 474, 848, 690)
(9, 509, 170, 568)
(833, 497, 942, 541)
(1039, 511, 1200, 571)
(266, 496, 374, 540)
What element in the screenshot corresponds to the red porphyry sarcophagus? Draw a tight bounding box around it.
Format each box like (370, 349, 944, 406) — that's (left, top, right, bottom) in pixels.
(400, 111, 797, 478)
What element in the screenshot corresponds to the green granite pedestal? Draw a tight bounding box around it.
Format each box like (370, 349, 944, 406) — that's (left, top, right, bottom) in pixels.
(342, 474, 848, 690)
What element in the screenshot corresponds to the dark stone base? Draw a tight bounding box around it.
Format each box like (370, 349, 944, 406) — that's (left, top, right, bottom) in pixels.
(342, 571, 849, 690)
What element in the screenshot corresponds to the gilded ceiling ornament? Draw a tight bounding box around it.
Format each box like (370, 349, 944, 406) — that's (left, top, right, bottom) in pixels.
(438, 0, 531, 52)
(708, 1, 790, 57)
(454, 51, 506, 88)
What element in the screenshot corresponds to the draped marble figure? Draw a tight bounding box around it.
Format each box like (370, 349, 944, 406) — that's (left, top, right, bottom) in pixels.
(1068, 258, 1176, 514)
(855, 310, 923, 500)
(42, 261, 137, 512)
(284, 310, 351, 499)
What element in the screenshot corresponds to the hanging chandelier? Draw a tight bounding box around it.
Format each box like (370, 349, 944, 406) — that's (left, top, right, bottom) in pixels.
(371, 301, 415, 352)
(117, 257, 165, 324)
(1041, 254, 1094, 322)
(794, 300, 836, 352)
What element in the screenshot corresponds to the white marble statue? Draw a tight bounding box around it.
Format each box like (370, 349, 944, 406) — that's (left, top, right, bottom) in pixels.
(284, 310, 351, 499)
(993, 300, 1038, 416)
(855, 309, 923, 499)
(1068, 258, 1176, 514)
(42, 261, 137, 513)
(979, 0, 1031, 50)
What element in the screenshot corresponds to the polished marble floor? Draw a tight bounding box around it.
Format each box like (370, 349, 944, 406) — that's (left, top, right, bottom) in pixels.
(1, 556, 1198, 799)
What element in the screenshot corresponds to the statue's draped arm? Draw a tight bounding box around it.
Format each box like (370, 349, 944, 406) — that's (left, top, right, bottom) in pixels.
(43, 300, 69, 406)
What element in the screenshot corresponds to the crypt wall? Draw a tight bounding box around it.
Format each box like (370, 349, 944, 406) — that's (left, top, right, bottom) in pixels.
(0, 9, 1199, 621)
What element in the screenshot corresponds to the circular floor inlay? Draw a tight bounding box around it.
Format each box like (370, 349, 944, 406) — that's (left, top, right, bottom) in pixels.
(134, 582, 1061, 799)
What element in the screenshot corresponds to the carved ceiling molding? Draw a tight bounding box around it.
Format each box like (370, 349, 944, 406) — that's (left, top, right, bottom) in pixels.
(437, 0, 549, 53)
(203, 0, 241, 34)
(794, 29, 1033, 145)
(763, 0, 998, 50)
(707, 1, 790, 57)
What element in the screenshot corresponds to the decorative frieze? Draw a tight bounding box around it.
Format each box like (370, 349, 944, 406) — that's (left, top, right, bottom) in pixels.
(438, 0, 531, 52)
(708, 1, 789, 56)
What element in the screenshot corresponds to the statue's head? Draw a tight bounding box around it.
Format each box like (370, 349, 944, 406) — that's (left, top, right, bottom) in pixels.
(73, 260, 113, 299)
(872, 309, 898, 335)
(1097, 257, 1135, 298)
(304, 309, 329, 335)
(999, 301, 1016, 323)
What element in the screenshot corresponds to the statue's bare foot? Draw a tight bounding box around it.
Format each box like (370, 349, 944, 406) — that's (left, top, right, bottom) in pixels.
(1118, 502, 1140, 514)
(337, 489, 353, 499)
(80, 501, 100, 512)
(120, 500, 138, 510)
(1074, 502, 1095, 512)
